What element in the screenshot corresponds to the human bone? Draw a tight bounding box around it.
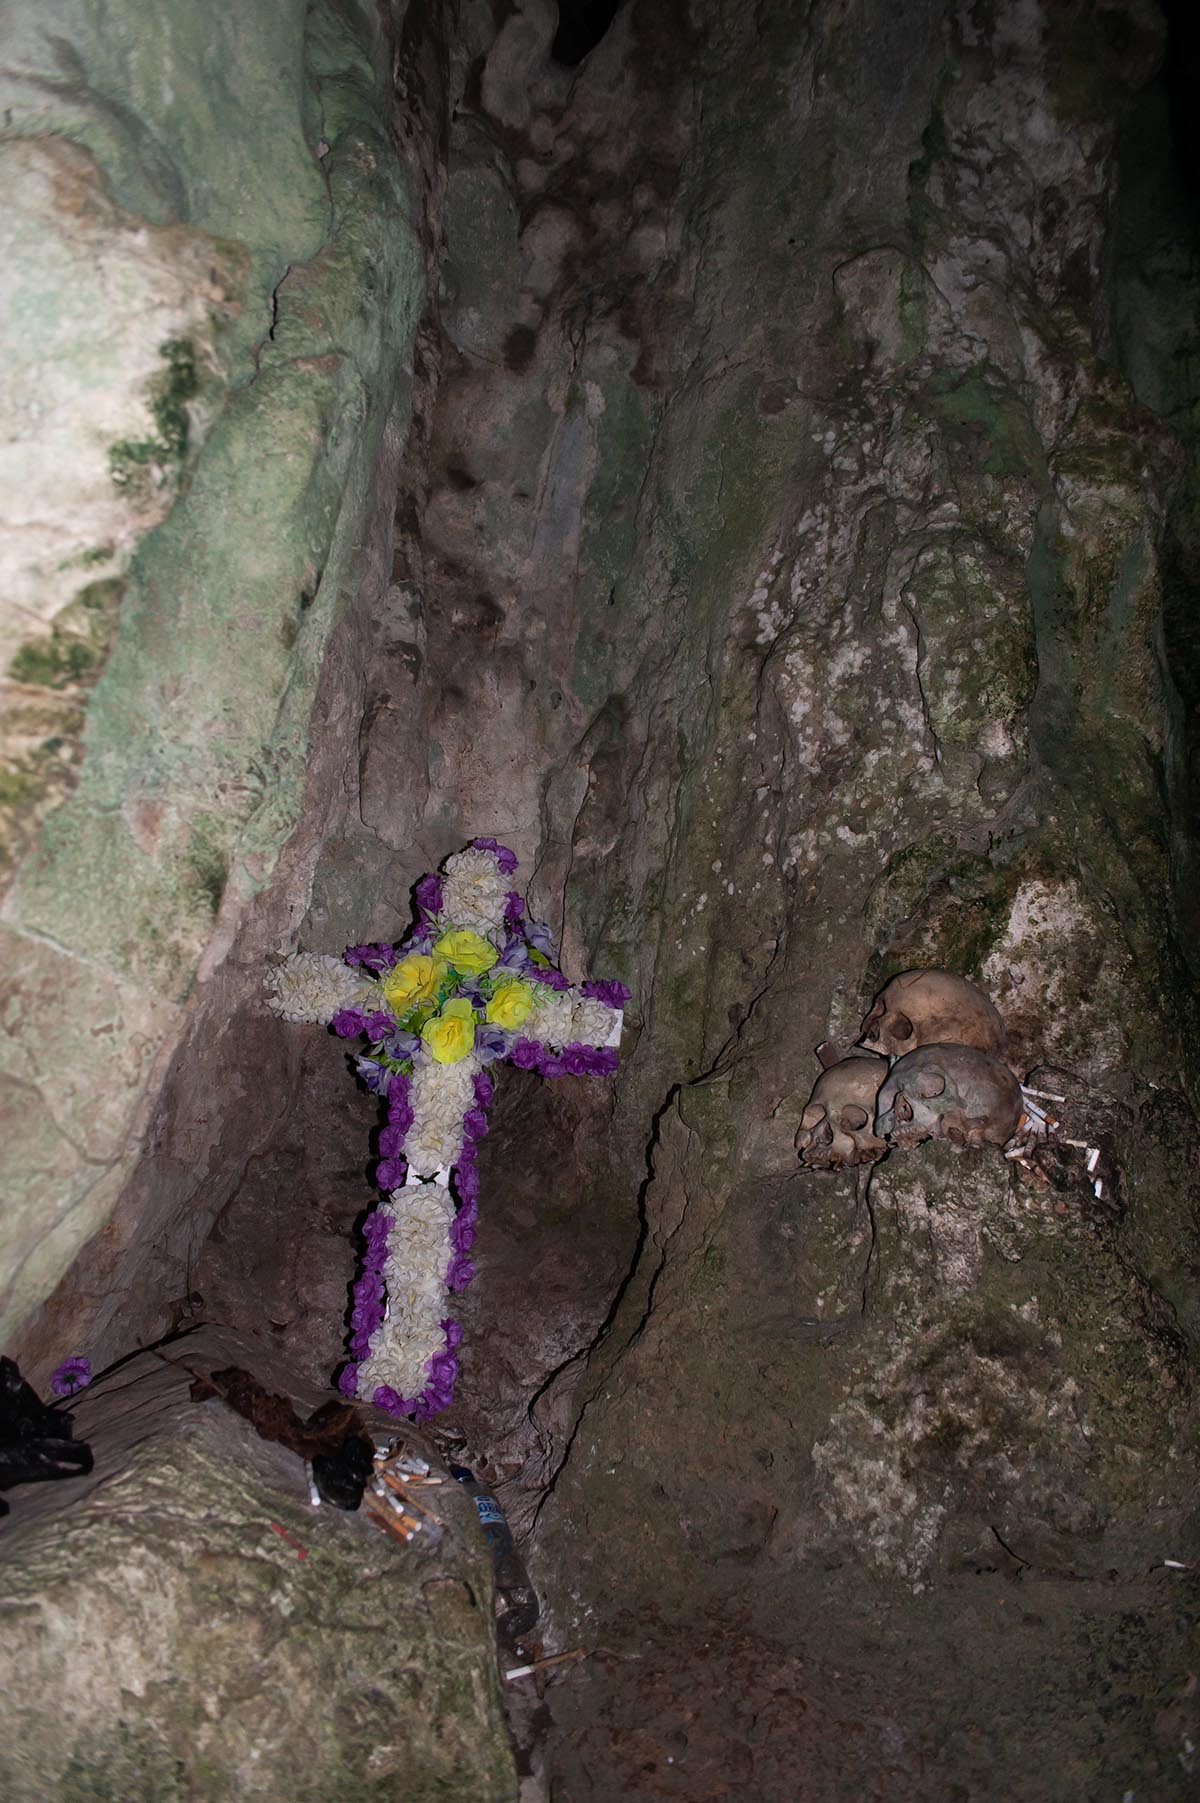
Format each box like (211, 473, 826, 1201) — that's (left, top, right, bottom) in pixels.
(858, 969, 1004, 1059)
(795, 1054, 889, 1168)
(874, 1043, 1022, 1150)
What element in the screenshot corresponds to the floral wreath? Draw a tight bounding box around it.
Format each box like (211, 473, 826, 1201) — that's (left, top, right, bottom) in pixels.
(266, 839, 627, 1417)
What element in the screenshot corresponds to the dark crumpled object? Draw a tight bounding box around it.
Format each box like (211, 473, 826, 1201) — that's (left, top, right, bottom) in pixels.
(311, 1436, 375, 1510)
(188, 1365, 374, 1510)
(0, 1356, 93, 1515)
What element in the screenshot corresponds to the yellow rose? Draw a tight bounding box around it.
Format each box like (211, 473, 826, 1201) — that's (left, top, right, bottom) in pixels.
(421, 997, 476, 1065)
(380, 953, 442, 1014)
(485, 979, 536, 1031)
(434, 929, 498, 976)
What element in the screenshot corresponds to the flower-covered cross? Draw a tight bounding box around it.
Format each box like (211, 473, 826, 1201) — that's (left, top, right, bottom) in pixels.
(266, 839, 627, 1419)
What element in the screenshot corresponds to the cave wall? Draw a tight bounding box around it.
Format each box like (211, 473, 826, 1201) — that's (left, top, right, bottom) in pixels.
(2, 0, 1198, 1791)
(0, 0, 424, 1356)
(522, 0, 1200, 1595)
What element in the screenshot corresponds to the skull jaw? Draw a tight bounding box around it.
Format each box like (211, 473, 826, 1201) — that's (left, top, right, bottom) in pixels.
(883, 1124, 933, 1151)
(801, 1132, 887, 1170)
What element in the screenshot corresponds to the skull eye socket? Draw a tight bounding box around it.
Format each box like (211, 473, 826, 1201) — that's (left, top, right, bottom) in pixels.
(839, 1104, 869, 1131)
(890, 1011, 913, 1042)
(895, 1094, 913, 1122)
(915, 1071, 946, 1099)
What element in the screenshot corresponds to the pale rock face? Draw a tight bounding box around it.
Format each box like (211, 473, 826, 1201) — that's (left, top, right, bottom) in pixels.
(0, 136, 238, 678)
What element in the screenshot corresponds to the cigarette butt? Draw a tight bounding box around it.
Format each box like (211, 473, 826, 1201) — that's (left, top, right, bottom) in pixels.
(306, 1466, 322, 1508)
(363, 1495, 417, 1544)
(379, 1471, 444, 1525)
(1086, 1147, 1099, 1173)
(504, 1648, 586, 1681)
(1162, 1559, 1191, 1571)
(1023, 1088, 1066, 1103)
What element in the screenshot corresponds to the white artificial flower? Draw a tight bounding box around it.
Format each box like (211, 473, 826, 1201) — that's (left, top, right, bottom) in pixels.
(570, 995, 620, 1047)
(405, 1056, 480, 1176)
(358, 1182, 452, 1398)
(526, 989, 575, 1048)
(439, 847, 510, 936)
(264, 953, 378, 1023)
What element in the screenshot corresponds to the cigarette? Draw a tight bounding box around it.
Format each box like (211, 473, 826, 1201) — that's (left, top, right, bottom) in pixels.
(504, 1648, 586, 1681)
(306, 1464, 321, 1507)
(1022, 1088, 1066, 1103)
(1086, 1147, 1099, 1173)
(379, 1470, 444, 1524)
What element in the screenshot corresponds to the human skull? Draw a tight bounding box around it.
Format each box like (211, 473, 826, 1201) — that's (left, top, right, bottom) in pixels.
(795, 1054, 889, 1169)
(874, 1044, 1022, 1150)
(858, 969, 1004, 1060)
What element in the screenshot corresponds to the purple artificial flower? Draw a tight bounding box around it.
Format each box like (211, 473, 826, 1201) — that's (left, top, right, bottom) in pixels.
(450, 1215, 477, 1253)
(400, 926, 435, 954)
(339, 1363, 360, 1397)
(537, 967, 572, 992)
(378, 1122, 407, 1157)
(539, 1052, 567, 1079)
(415, 873, 443, 916)
(332, 1008, 367, 1038)
(442, 1317, 464, 1350)
(363, 1011, 394, 1041)
(526, 919, 557, 957)
(473, 1070, 495, 1109)
(50, 1357, 91, 1396)
(504, 890, 525, 926)
(355, 1056, 391, 1096)
(462, 1107, 489, 1141)
(459, 974, 487, 1006)
(582, 978, 631, 1007)
(474, 1024, 511, 1064)
(373, 1385, 405, 1415)
(562, 1042, 593, 1076)
(345, 943, 397, 974)
(510, 1037, 541, 1070)
(472, 837, 518, 875)
(590, 1047, 619, 1076)
(446, 1253, 475, 1292)
(381, 1028, 420, 1061)
(496, 936, 532, 974)
(376, 1157, 407, 1191)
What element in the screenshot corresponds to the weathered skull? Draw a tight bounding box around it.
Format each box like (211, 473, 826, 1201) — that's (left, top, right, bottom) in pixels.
(858, 969, 1004, 1059)
(875, 1044, 1022, 1150)
(796, 1054, 889, 1169)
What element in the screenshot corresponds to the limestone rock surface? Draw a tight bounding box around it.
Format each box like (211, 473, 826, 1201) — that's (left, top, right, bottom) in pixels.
(0, 0, 424, 1350)
(0, 1331, 517, 1801)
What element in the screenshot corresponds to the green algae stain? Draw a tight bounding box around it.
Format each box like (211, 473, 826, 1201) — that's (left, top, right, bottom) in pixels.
(925, 369, 1042, 480)
(7, 579, 126, 691)
(108, 338, 199, 492)
(864, 840, 1021, 998)
(1, 578, 127, 886)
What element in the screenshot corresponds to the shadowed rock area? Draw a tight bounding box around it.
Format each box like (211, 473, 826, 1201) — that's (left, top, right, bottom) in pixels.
(2, 0, 1199, 1796)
